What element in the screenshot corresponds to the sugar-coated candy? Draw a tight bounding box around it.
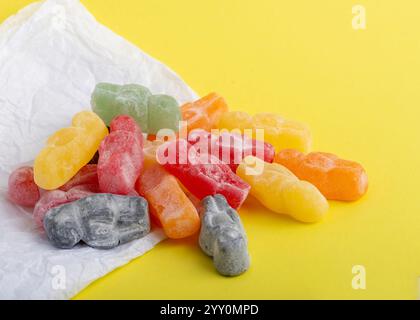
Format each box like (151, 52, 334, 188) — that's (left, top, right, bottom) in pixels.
(148, 95, 180, 135)
(237, 156, 328, 223)
(136, 164, 200, 239)
(199, 195, 250, 276)
(181, 93, 228, 132)
(8, 167, 40, 207)
(98, 115, 144, 195)
(218, 111, 312, 153)
(34, 111, 108, 190)
(44, 194, 150, 249)
(274, 149, 368, 201)
(59, 164, 98, 192)
(143, 140, 165, 168)
(110, 114, 144, 147)
(188, 129, 275, 171)
(158, 139, 251, 209)
(33, 185, 95, 228)
(91, 83, 180, 134)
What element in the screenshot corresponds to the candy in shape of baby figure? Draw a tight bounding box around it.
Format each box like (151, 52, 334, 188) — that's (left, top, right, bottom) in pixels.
(199, 194, 250, 276)
(188, 129, 275, 171)
(34, 111, 108, 190)
(91, 83, 180, 134)
(181, 93, 228, 132)
(274, 149, 368, 201)
(158, 139, 251, 209)
(218, 111, 312, 153)
(98, 115, 144, 195)
(236, 156, 328, 223)
(44, 194, 150, 249)
(33, 185, 96, 228)
(136, 164, 200, 239)
(8, 167, 40, 207)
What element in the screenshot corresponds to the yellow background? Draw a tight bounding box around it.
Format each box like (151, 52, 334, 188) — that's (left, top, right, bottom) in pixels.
(1, 0, 420, 299)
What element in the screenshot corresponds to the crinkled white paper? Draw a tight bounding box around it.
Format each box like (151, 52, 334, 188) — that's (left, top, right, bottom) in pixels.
(0, 0, 197, 299)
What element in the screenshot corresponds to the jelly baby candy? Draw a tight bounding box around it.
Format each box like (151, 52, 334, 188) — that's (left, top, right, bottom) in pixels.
(33, 185, 95, 228)
(236, 156, 328, 223)
(44, 194, 150, 249)
(181, 93, 228, 132)
(158, 139, 250, 209)
(218, 111, 312, 153)
(8, 167, 40, 207)
(91, 83, 181, 134)
(98, 115, 144, 195)
(274, 149, 368, 201)
(59, 164, 98, 192)
(188, 129, 275, 171)
(199, 195, 250, 276)
(34, 111, 108, 190)
(110, 114, 144, 147)
(136, 164, 200, 239)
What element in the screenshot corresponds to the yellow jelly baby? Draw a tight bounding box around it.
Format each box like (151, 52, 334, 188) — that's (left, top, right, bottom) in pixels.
(236, 156, 328, 223)
(218, 111, 312, 153)
(34, 111, 108, 190)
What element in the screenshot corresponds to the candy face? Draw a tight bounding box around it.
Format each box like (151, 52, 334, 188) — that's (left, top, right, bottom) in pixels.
(33, 185, 95, 228)
(136, 164, 200, 239)
(34, 111, 108, 190)
(181, 93, 228, 132)
(44, 194, 150, 249)
(199, 195, 250, 276)
(274, 149, 368, 201)
(236, 156, 328, 223)
(98, 115, 144, 195)
(158, 139, 251, 209)
(8, 167, 40, 207)
(188, 129, 275, 171)
(218, 111, 312, 153)
(91, 83, 181, 134)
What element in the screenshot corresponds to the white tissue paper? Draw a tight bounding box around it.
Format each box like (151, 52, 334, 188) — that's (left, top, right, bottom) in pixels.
(0, 0, 197, 299)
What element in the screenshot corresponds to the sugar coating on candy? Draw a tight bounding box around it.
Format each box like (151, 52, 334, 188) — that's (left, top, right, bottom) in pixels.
(44, 194, 150, 249)
(110, 115, 144, 148)
(8, 167, 40, 207)
(148, 95, 180, 134)
(33, 186, 94, 228)
(188, 129, 275, 171)
(181, 93, 228, 132)
(218, 111, 312, 153)
(199, 195, 250, 276)
(91, 83, 181, 134)
(98, 115, 144, 195)
(136, 164, 200, 239)
(59, 164, 98, 192)
(34, 111, 108, 190)
(92, 83, 150, 129)
(274, 149, 368, 201)
(237, 156, 329, 223)
(158, 139, 250, 209)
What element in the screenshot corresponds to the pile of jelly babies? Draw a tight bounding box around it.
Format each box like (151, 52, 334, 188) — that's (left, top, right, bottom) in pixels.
(7, 83, 368, 277)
